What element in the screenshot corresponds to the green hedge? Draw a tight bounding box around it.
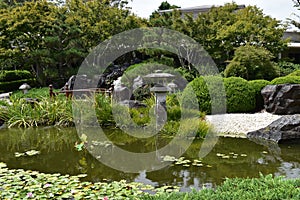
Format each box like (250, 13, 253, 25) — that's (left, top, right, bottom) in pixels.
(0, 79, 36, 93)
(287, 69, 300, 76)
(0, 70, 33, 82)
(270, 76, 300, 84)
(187, 76, 255, 114)
(224, 77, 256, 113)
(248, 80, 270, 111)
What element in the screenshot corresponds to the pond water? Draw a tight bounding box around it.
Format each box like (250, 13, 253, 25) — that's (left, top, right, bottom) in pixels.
(0, 127, 299, 192)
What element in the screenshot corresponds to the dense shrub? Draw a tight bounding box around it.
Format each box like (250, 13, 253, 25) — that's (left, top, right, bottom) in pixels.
(185, 76, 226, 114)
(276, 61, 300, 76)
(248, 80, 270, 111)
(122, 63, 174, 87)
(143, 174, 300, 200)
(0, 97, 74, 128)
(224, 45, 278, 81)
(270, 76, 300, 84)
(287, 69, 300, 76)
(0, 70, 33, 82)
(0, 78, 36, 93)
(224, 77, 256, 113)
(187, 76, 255, 113)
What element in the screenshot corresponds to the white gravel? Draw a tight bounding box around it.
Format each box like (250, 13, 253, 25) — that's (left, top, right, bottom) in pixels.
(205, 111, 282, 138)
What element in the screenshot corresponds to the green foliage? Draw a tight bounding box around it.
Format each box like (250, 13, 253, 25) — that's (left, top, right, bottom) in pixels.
(0, 79, 36, 93)
(0, 70, 35, 92)
(0, 162, 164, 199)
(224, 45, 278, 80)
(224, 77, 256, 113)
(188, 76, 256, 114)
(142, 174, 300, 200)
(270, 76, 300, 84)
(161, 118, 210, 138)
(158, 1, 180, 10)
(94, 94, 114, 126)
(0, 97, 73, 128)
(10, 87, 52, 100)
(0, 0, 143, 86)
(287, 69, 300, 76)
(248, 80, 270, 111)
(0, 70, 33, 82)
(122, 63, 170, 87)
(185, 76, 226, 114)
(276, 61, 300, 76)
(149, 3, 287, 69)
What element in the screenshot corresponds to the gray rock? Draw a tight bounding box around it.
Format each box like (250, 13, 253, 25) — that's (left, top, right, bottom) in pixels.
(133, 76, 144, 91)
(261, 84, 300, 114)
(113, 85, 131, 102)
(247, 114, 300, 143)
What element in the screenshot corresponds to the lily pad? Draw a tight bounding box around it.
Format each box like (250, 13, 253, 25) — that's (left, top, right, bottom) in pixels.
(222, 156, 230, 159)
(25, 150, 40, 156)
(0, 162, 7, 168)
(162, 155, 176, 162)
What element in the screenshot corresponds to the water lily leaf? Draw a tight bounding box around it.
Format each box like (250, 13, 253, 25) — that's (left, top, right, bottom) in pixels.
(15, 152, 25, 157)
(162, 155, 176, 162)
(0, 162, 7, 168)
(193, 159, 202, 163)
(77, 174, 87, 178)
(26, 150, 40, 156)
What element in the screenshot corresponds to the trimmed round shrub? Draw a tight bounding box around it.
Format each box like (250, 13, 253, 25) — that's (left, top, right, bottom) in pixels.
(184, 76, 226, 114)
(185, 76, 210, 113)
(185, 76, 256, 113)
(224, 77, 256, 113)
(224, 45, 278, 81)
(248, 80, 270, 111)
(287, 69, 300, 76)
(270, 76, 300, 84)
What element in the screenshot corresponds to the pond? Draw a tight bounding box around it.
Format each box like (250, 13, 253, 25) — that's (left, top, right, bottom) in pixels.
(0, 127, 299, 192)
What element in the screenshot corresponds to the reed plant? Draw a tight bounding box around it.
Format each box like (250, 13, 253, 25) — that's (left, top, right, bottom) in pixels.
(0, 97, 73, 128)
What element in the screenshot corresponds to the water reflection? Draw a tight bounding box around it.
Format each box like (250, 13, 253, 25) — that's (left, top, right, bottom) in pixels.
(0, 127, 299, 191)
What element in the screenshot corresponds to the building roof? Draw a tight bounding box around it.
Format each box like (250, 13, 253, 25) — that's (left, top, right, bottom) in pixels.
(158, 4, 245, 15)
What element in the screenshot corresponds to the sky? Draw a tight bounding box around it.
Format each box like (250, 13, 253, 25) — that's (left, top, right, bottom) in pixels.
(128, 0, 300, 29)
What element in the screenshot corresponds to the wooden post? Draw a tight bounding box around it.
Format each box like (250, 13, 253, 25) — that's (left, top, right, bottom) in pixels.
(49, 84, 54, 98)
(65, 83, 71, 99)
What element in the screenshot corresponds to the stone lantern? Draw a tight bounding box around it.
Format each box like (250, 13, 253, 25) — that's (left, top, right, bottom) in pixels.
(144, 70, 175, 130)
(19, 83, 31, 94)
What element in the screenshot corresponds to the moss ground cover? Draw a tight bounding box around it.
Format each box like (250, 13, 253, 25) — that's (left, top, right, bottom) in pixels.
(0, 162, 299, 199)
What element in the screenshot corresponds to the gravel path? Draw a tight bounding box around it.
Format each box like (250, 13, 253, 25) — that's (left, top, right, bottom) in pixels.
(205, 112, 282, 138)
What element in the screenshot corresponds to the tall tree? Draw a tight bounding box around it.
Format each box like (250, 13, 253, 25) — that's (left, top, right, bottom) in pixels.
(0, 0, 143, 85)
(149, 3, 288, 71)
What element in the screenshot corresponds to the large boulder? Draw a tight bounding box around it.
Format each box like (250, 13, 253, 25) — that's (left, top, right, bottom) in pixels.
(261, 84, 300, 114)
(247, 114, 300, 143)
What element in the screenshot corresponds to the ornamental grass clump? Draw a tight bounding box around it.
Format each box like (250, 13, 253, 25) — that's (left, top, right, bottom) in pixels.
(0, 97, 73, 128)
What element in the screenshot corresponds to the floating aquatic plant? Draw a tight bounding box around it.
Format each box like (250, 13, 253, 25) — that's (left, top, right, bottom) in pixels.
(14, 150, 40, 157)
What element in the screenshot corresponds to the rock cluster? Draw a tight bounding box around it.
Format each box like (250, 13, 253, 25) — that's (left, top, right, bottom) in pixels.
(261, 84, 300, 115)
(247, 115, 300, 143)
